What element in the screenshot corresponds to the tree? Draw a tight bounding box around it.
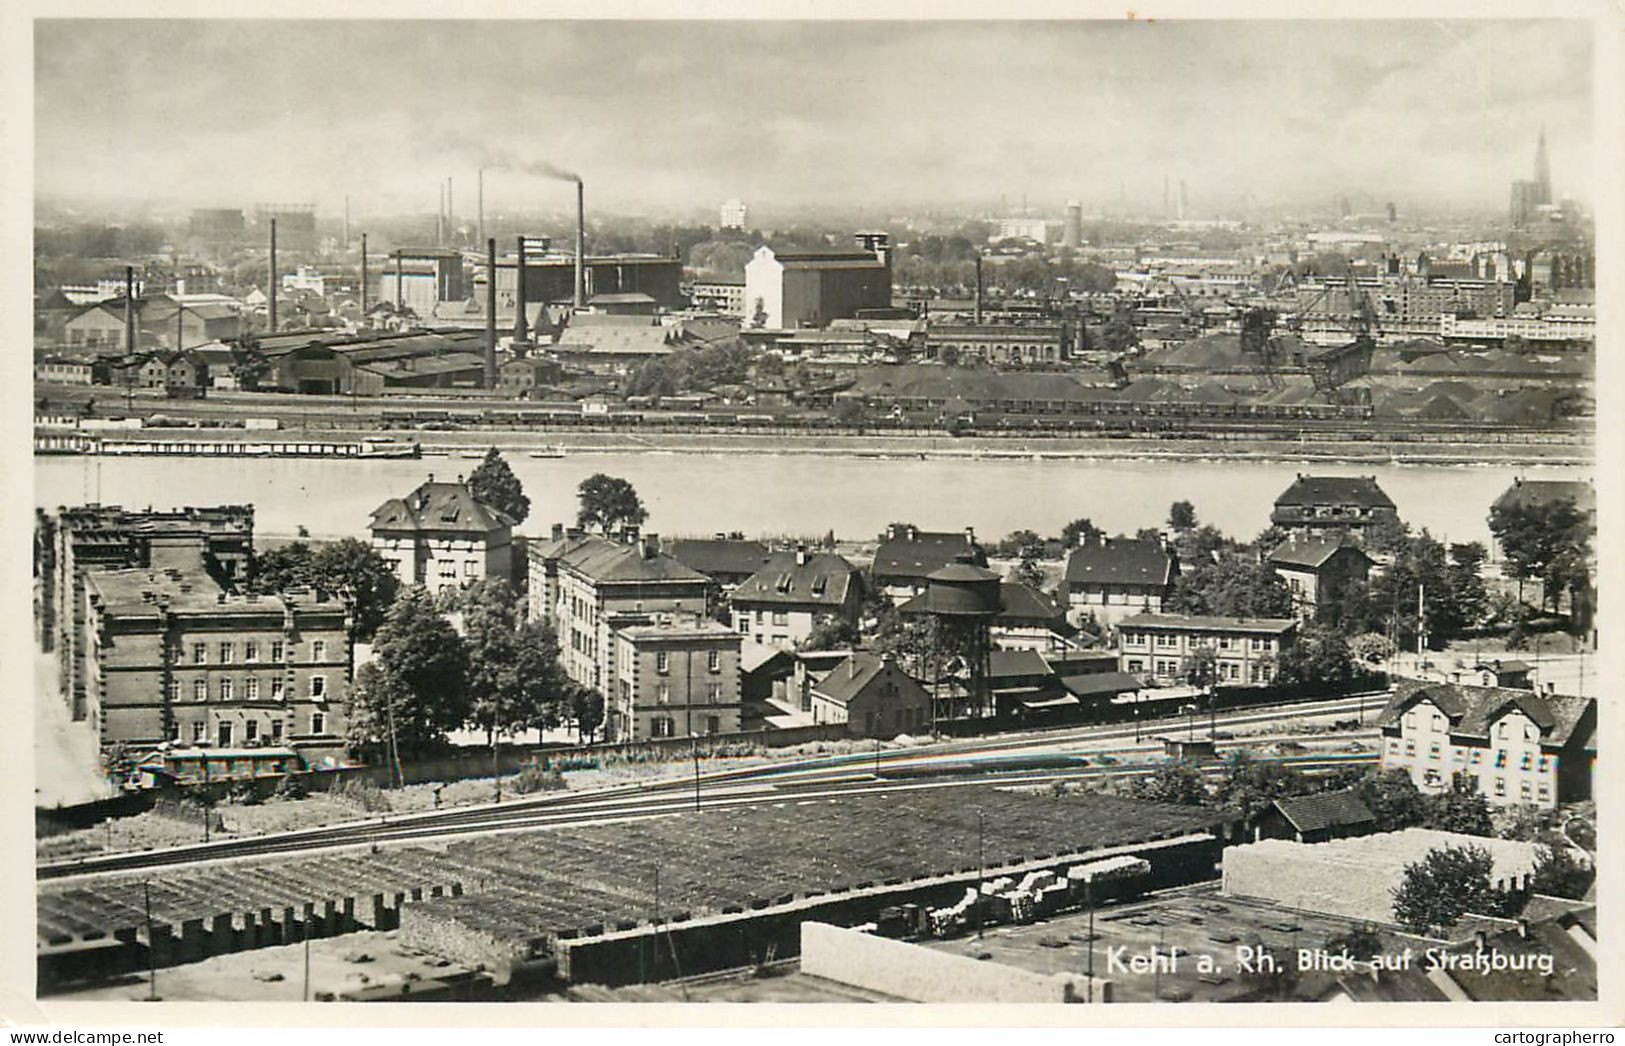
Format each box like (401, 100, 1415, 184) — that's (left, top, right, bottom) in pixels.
(1348, 767, 1428, 832)
(1274, 624, 1355, 688)
(1391, 843, 1516, 933)
(248, 541, 315, 594)
(467, 448, 530, 526)
(1012, 547, 1045, 590)
(1527, 842, 1594, 900)
(1168, 555, 1293, 619)
(1059, 517, 1100, 549)
(800, 614, 858, 652)
(1212, 751, 1313, 822)
(568, 682, 605, 743)
(938, 345, 961, 366)
(1421, 778, 1493, 837)
(348, 588, 470, 762)
(1131, 763, 1208, 806)
(249, 538, 400, 643)
(460, 578, 569, 741)
(1489, 497, 1592, 611)
(576, 474, 648, 535)
(1348, 632, 1395, 665)
(1100, 317, 1139, 354)
(1168, 500, 1198, 532)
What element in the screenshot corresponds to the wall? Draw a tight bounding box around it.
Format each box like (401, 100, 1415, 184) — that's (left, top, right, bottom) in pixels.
(799, 922, 1106, 1003)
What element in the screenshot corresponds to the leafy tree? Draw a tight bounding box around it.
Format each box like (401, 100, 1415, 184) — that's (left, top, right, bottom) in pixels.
(1489, 497, 1592, 611)
(800, 614, 859, 652)
(831, 398, 866, 425)
(1168, 555, 1293, 619)
(1172, 524, 1229, 567)
(1212, 751, 1312, 822)
(1274, 624, 1356, 688)
(1421, 776, 1494, 836)
(1168, 500, 1198, 531)
(1348, 632, 1395, 665)
(1131, 763, 1208, 806)
(467, 448, 530, 526)
(460, 578, 568, 741)
(1361, 516, 1412, 558)
(1348, 767, 1428, 832)
(1391, 843, 1518, 933)
(1322, 924, 1383, 962)
(576, 474, 649, 535)
(1528, 842, 1594, 900)
(248, 541, 315, 594)
(1100, 317, 1139, 354)
(348, 588, 470, 761)
(996, 529, 1043, 558)
(568, 681, 605, 743)
(249, 538, 400, 643)
(1012, 547, 1045, 590)
(938, 345, 961, 366)
(1059, 517, 1100, 549)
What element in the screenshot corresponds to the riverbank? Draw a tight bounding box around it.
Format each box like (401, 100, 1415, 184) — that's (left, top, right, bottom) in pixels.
(47, 423, 1594, 468)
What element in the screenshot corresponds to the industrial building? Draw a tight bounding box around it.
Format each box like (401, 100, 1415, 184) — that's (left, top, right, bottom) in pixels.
(378, 248, 468, 317)
(743, 237, 892, 330)
(483, 250, 685, 313)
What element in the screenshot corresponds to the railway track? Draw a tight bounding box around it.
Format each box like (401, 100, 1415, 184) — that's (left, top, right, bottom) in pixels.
(41, 693, 1384, 882)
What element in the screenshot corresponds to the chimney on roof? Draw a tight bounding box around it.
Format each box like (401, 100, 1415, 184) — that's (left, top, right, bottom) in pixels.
(552, 523, 564, 540)
(885, 523, 898, 541)
(567, 526, 583, 539)
(964, 526, 975, 545)
(641, 534, 660, 559)
(796, 545, 808, 566)
(849, 656, 858, 678)
(907, 525, 918, 542)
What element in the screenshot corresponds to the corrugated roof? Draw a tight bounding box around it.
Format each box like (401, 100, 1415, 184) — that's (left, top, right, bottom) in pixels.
(1064, 537, 1175, 587)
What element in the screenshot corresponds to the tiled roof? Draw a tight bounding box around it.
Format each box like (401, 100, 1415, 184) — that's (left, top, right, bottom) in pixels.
(537, 533, 708, 585)
(1059, 671, 1143, 698)
(1273, 475, 1396, 509)
(1377, 681, 1594, 748)
(1270, 789, 1375, 834)
(994, 581, 1069, 624)
(810, 652, 924, 708)
(1118, 613, 1297, 635)
(1064, 537, 1176, 587)
(664, 538, 772, 580)
(872, 529, 984, 581)
(987, 649, 1052, 681)
(732, 551, 859, 608)
(369, 481, 514, 535)
(1491, 478, 1595, 516)
(1267, 537, 1374, 571)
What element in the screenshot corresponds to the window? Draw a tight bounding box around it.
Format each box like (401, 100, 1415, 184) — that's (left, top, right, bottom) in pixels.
(219, 642, 233, 664)
(1495, 750, 1507, 768)
(464, 561, 478, 577)
(245, 641, 259, 663)
(245, 720, 259, 742)
(1156, 634, 1177, 648)
(271, 678, 284, 700)
(169, 721, 182, 741)
(193, 643, 207, 664)
(1217, 637, 1233, 650)
(311, 676, 326, 698)
(1388, 738, 1399, 751)
(192, 721, 206, 742)
(651, 716, 674, 738)
(271, 719, 283, 741)
(246, 678, 259, 701)
(217, 721, 233, 747)
(1405, 712, 1417, 729)
(1405, 741, 1415, 756)
(220, 679, 233, 701)
(1429, 744, 1440, 760)
(271, 641, 284, 662)
(1432, 714, 1445, 731)
(736, 615, 749, 632)
(706, 715, 721, 735)
(772, 610, 788, 626)
(657, 682, 670, 704)
(755, 610, 764, 624)
(1493, 777, 1506, 797)
(708, 650, 721, 673)
(1498, 722, 1509, 739)
(1250, 637, 1264, 652)
(1126, 659, 1143, 673)
(1520, 781, 1532, 798)
(194, 679, 208, 702)
(311, 711, 326, 734)
(708, 682, 722, 703)
(439, 562, 456, 580)
(312, 640, 325, 662)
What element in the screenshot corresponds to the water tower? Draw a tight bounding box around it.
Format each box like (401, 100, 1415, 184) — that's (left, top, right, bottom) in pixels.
(904, 556, 1003, 724)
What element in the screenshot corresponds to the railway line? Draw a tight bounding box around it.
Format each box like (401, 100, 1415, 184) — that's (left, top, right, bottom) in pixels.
(41, 693, 1384, 883)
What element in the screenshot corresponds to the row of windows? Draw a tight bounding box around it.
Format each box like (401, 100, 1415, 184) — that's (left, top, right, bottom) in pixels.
(1126, 659, 1275, 683)
(653, 680, 727, 704)
(1122, 632, 1277, 652)
(650, 714, 722, 738)
(1419, 767, 1550, 801)
(168, 676, 326, 701)
(738, 609, 791, 627)
(654, 649, 724, 674)
(1390, 738, 1550, 772)
(187, 639, 326, 665)
(167, 712, 325, 745)
(1401, 712, 1541, 742)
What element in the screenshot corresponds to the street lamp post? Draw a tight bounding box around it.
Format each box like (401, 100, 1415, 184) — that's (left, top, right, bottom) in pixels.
(975, 808, 985, 940)
(143, 879, 157, 1001)
(692, 734, 701, 812)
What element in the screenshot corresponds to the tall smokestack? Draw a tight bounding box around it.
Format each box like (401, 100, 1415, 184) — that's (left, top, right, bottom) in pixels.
(123, 266, 136, 354)
(485, 238, 498, 388)
(360, 232, 369, 319)
(973, 253, 983, 325)
(437, 183, 445, 245)
(447, 176, 454, 243)
(477, 167, 484, 248)
(395, 252, 403, 311)
(574, 179, 585, 310)
(343, 195, 350, 249)
(514, 236, 529, 344)
(268, 219, 278, 333)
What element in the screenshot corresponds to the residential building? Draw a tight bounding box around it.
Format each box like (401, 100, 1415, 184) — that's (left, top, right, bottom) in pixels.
(730, 548, 863, 649)
(805, 652, 931, 739)
(368, 477, 515, 594)
(663, 536, 772, 593)
(1488, 478, 1595, 562)
(1376, 682, 1595, 809)
(1270, 474, 1398, 541)
(38, 504, 255, 721)
(871, 522, 985, 602)
(719, 198, 748, 231)
(496, 354, 565, 395)
(1267, 538, 1375, 621)
(1063, 534, 1179, 629)
(527, 527, 710, 737)
(1117, 613, 1297, 686)
(743, 243, 892, 329)
(612, 613, 742, 741)
(990, 581, 1076, 652)
(81, 559, 350, 780)
(1252, 790, 1377, 844)
(35, 356, 94, 385)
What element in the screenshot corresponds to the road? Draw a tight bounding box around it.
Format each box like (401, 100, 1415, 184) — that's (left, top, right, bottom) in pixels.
(40, 691, 1383, 883)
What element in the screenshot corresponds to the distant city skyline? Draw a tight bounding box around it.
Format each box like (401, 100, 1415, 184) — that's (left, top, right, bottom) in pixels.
(35, 19, 1593, 220)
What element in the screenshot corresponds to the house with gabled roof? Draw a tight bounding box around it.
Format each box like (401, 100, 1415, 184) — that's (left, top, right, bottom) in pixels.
(871, 522, 985, 602)
(1376, 681, 1595, 809)
(1266, 537, 1375, 620)
(730, 547, 862, 650)
(1062, 534, 1179, 629)
(988, 581, 1076, 652)
(1270, 474, 1398, 541)
(368, 475, 515, 594)
(1253, 789, 1376, 844)
(806, 651, 931, 739)
(663, 536, 772, 593)
(1488, 478, 1596, 562)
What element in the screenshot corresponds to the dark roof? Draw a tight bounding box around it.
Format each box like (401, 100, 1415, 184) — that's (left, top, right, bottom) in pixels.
(1064, 537, 1175, 588)
(1270, 790, 1375, 834)
(1491, 478, 1595, 516)
(994, 582, 1068, 625)
(663, 538, 772, 580)
(1273, 475, 1396, 509)
(1377, 681, 1593, 748)
(872, 527, 984, 581)
(987, 649, 1053, 681)
(1267, 538, 1375, 571)
(1060, 671, 1143, 698)
(368, 481, 514, 535)
(768, 247, 885, 265)
(587, 292, 657, 306)
(1118, 613, 1297, 635)
(537, 534, 709, 585)
(809, 653, 924, 708)
(732, 550, 859, 609)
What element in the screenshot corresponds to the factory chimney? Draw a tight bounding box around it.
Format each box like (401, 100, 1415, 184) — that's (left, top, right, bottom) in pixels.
(574, 179, 586, 310)
(123, 265, 136, 354)
(485, 237, 498, 388)
(436, 183, 445, 245)
(514, 236, 530, 345)
(973, 253, 983, 324)
(477, 167, 484, 248)
(343, 195, 350, 250)
(360, 232, 369, 318)
(268, 219, 278, 333)
(447, 176, 454, 244)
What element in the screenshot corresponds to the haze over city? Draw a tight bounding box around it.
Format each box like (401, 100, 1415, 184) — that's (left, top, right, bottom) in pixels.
(35, 18, 1594, 220)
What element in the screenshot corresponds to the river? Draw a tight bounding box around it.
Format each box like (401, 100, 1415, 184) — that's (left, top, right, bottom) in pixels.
(34, 451, 1592, 550)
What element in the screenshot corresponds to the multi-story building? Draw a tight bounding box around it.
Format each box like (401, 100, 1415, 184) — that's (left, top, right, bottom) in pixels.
(663, 537, 771, 594)
(38, 504, 255, 721)
(1270, 475, 1398, 542)
(689, 279, 746, 317)
(368, 477, 515, 594)
(1063, 535, 1179, 629)
(743, 242, 892, 330)
(1440, 306, 1595, 345)
(871, 523, 986, 602)
(994, 218, 1051, 244)
(1376, 682, 1595, 809)
(924, 323, 1069, 366)
(1117, 613, 1296, 686)
(612, 613, 742, 741)
(1488, 478, 1595, 562)
(81, 556, 350, 780)
(729, 548, 862, 649)
(1267, 538, 1375, 621)
(806, 652, 932, 739)
(528, 528, 711, 738)
(719, 198, 749, 231)
(379, 248, 468, 317)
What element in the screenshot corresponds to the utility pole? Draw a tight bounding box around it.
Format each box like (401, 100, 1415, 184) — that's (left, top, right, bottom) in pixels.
(975, 808, 985, 940)
(303, 932, 311, 1001)
(143, 879, 157, 1001)
(492, 692, 502, 805)
(692, 735, 701, 812)
(1417, 583, 1426, 660)
(360, 233, 369, 319)
(268, 219, 278, 334)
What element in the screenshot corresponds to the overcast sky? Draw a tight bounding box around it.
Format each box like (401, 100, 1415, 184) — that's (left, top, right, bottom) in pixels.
(34, 19, 1593, 220)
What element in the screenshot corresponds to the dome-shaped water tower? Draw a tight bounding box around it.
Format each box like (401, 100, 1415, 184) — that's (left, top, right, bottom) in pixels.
(904, 557, 1003, 724)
